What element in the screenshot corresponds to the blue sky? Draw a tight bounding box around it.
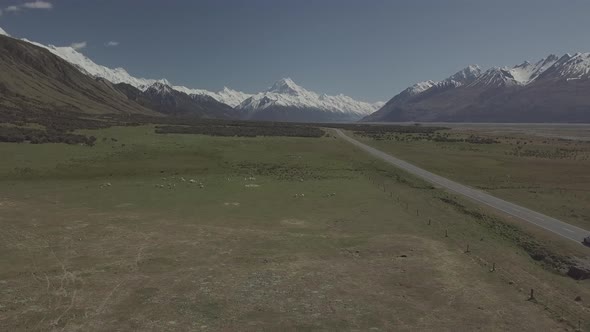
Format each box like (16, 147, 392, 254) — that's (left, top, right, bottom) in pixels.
(1, 0, 590, 102)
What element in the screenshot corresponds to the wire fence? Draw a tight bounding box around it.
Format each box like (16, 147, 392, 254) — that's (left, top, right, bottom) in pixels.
(367, 174, 588, 331)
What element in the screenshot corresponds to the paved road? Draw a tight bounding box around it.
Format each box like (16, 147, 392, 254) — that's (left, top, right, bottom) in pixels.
(335, 129, 589, 244)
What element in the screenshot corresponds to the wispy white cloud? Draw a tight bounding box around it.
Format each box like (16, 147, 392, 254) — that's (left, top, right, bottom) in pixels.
(5, 6, 20, 12)
(70, 41, 87, 50)
(23, 1, 53, 10)
(4, 1, 53, 14)
(105, 41, 120, 47)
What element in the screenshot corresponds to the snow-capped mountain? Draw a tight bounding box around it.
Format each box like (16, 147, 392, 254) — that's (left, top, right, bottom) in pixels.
(538, 53, 590, 81)
(237, 78, 382, 122)
(509, 55, 559, 84)
(468, 55, 559, 88)
(468, 67, 518, 88)
(114, 81, 238, 118)
(395, 65, 482, 99)
(405, 80, 438, 96)
(22, 39, 169, 89)
(3, 26, 249, 107)
(144, 82, 174, 96)
(364, 65, 483, 122)
(446, 65, 483, 86)
(39, 41, 251, 107)
(364, 53, 590, 123)
(0, 32, 158, 116)
(2, 26, 382, 120)
(172, 86, 252, 108)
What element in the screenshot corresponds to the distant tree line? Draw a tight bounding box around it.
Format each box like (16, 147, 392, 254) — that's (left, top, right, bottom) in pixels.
(0, 126, 97, 145)
(323, 123, 447, 135)
(351, 128, 499, 144)
(155, 123, 325, 138)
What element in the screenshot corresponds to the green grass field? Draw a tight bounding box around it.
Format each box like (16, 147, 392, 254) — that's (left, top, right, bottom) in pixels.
(1, 125, 588, 331)
(351, 128, 590, 230)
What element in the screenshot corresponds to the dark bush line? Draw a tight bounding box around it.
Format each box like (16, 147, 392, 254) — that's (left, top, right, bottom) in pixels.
(0, 108, 116, 132)
(0, 126, 96, 146)
(356, 130, 499, 144)
(507, 146, 587, 160)
(154, 124, 325, 138)
(2, 106, 453, 135)
(2, 108, 454, 141)
(324, 123, 447, 134)
(433, 135, 498, 144)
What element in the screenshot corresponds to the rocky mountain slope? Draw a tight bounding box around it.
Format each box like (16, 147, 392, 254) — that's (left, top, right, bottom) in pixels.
(114, 82, 238, 119)
(21, 36, 251, 108)
(364, 54, 590, 123)
(7, 27, 381, 120)
(237, 78, 381, 122)
(0, 34, 156, 116)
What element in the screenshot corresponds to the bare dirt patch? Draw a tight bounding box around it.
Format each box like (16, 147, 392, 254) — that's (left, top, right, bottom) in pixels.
(0, 199, 565, 331)
(280, 218, 306, 226)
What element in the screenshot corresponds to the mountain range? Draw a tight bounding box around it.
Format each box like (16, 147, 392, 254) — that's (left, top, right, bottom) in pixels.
(364, 54, 590, 122)
(2, 27, 380, 122)
(2, 25, 590, 123)
(238, 78, 382, 122)
(0, 32, 156, 116)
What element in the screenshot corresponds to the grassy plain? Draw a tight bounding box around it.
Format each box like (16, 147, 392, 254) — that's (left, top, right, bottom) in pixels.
(0, 125, 588, 331)
(351, 125, 590, 230)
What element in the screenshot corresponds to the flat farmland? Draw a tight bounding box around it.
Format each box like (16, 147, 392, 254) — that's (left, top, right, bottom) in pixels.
(0, 125, 588, 331)
(351, 124, 590, 230)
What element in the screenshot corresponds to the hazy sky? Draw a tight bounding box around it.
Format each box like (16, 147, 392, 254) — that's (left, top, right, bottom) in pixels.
(2, 0, 590, 101)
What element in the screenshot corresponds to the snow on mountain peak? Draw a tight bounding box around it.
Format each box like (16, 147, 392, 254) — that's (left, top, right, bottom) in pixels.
(20, 39, 170, 90)
(0, 27, 10, 37)
(507, 55, 559, 84)
(12, 30, 385, 116)
(468, 54, 570, 88)
(546, 54, 559, 62)
(146, 82, 173, 95)
(267, 77, 305, 95)
(238, 78, 380, 118)
(468, 67, 518, 88)
(547, 52, 590, 79)
(406, 80, 437, 95)
(400, 66, 483, 97)
(15, 34, 251, 106)
(172, 85, 252, 107)
(445, 65, 483, 86)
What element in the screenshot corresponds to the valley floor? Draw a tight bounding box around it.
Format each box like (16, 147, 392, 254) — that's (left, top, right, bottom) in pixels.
(0, 125, 588, 331)
(351, 124, 590, 231)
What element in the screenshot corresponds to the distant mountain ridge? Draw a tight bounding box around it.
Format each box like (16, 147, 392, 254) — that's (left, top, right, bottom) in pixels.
(4, 25, 588, 123)
(4, 26, 381, 121)
(237, 78, 382, 122)
(114, 82, 238, 119)
(364, 53, 590, 123)
(0, 33, 156, 116)
(20, 38, 251, 108)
